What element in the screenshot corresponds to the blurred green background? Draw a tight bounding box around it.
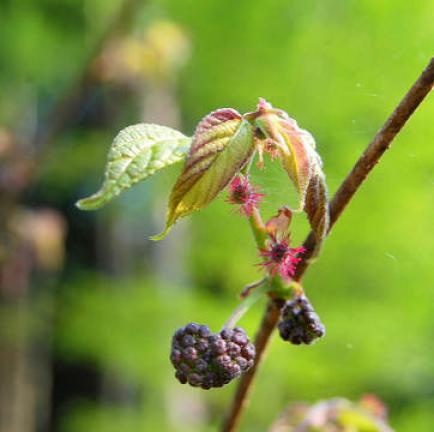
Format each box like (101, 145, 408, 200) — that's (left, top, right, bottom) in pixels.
(0, 0, 433, 431)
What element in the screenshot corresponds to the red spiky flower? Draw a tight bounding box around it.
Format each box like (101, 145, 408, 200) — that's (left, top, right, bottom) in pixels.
(260, 234, 305, 281)
(227, 175, 264, 217)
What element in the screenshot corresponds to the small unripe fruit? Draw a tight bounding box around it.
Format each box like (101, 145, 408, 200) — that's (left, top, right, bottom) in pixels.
(278, 296, 325, 345)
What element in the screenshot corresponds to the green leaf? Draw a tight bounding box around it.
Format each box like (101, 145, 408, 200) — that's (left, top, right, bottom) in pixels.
(152, 109, 255, 240)
(76, 124, 191, 210)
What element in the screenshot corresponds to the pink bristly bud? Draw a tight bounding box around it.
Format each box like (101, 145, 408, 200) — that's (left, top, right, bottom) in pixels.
(227, 175, 264, 217)
(259, 235, 305, 281)
(257, 97, 273, 112)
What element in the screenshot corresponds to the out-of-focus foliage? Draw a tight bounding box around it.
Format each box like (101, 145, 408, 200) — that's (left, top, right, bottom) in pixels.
(269, 395, 393, 431)
(96, 20, 191, 85)
(1, 0, 433, 431)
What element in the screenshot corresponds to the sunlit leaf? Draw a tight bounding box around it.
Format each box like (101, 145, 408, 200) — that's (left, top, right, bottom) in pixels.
(278, 124, 329, 256)
(252, 99, 329, 256)
(278, 122, 315, 210)
(76, 124, 191, 210)
(153, 109, 254, 240)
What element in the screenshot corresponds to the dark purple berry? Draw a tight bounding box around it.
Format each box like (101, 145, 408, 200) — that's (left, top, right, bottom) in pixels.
(199, 325, 211, 337)
(186, 323, 200, 334)
(211, 339, 227, 354)
(170, 323, 256, 389)
(179, 363, 190, 374)
(175, 371, 187, 384)
(236, 356, 248, 370)
(196, 340, 209, 353)
(216, 354, 231, 368)
(183, 346, 197, 362)
(174, 328, 184, 341)
(188, 373, 202, 387)
(227, 342, 241, 356)
(220, 328, 233, 340)
(278, 296, 325, 345)
(195, 359, 208, 372)
(170, 349, 181, 365)
(232, 331, 248, 346)
(182, 334, 195, 347)
(227, 363, 241, 375)
(241, 344, 255, 359)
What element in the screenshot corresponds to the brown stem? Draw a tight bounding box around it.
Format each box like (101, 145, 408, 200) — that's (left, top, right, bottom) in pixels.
(222, 57, 434, 432)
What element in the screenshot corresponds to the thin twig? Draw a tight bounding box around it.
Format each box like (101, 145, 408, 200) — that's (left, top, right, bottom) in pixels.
(240, 277, 268, 299)
(222, 57, 434, 432)
(223, 279, 270, 330)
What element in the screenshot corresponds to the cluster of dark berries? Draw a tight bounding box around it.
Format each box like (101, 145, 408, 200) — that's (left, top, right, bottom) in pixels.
(278, 296, 325, 345)
(170, 323, 255, 389)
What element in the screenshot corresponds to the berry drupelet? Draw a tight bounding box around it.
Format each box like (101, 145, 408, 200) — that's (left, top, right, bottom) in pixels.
(170, 323, 256, 389)
(278, 296, 325, 345)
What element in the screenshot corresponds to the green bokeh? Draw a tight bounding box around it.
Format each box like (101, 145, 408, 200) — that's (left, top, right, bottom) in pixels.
(1, 0, 433, 431)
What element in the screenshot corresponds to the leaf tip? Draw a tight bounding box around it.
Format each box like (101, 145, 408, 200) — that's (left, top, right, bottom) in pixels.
(75, 198, 92, 211)
(75, 194, 103, 211)
(149, 226, 172, 241)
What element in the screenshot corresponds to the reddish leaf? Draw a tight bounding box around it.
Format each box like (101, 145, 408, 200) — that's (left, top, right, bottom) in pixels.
(153, 108, 255, 239)
(252, 99, 329, 256)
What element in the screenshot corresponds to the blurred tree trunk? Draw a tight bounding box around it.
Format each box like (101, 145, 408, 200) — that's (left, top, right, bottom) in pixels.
(0, 132, 37, 432)
(0, 3, 140, 430)
(0, 206, 65, 432)
(0, 243, 36, 432)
